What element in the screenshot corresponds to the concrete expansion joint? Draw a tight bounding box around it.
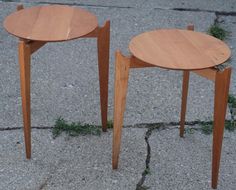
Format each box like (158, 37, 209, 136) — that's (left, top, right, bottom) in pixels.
(0, 126, 53, 131)
(1, 0, 236, 17)
(171, 7, 236, 17)
(0, 119, 229, 132)
(214, 12, 221, 25)
(0, 120, 223, 132)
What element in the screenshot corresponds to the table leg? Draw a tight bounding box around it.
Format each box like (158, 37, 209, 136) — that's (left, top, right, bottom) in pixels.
(180, 24, 193, 137)
(212, 68, 231, 189)
(18, 40, 31, 159)
(180, 71, 190, 137)
(97, 21, 110, 132)
(112, 51, 130, 169)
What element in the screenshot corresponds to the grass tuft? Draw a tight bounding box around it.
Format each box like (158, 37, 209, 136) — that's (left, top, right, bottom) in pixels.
(228, 94, 236, 108)
(199, 120, 236, 135)
(107, 119, 113, 129)
(200, 121, 213, 135)
(144, 168, 151, 175)
(225, 120, 236, 131)
(208, 24, 228, 40)
(52, 117, 101, 138)
(199, 94, 236, 134)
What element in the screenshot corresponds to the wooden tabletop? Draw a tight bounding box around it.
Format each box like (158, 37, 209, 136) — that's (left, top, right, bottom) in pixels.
(129, 29, 231, 70)
(3, 5, 98, 42)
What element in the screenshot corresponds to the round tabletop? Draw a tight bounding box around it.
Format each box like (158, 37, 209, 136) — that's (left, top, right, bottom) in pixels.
(129, 29, 231, 70)
(3, 5, 98, 42)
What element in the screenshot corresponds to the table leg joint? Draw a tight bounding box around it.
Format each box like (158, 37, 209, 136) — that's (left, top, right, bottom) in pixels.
(28, 41, 47, 54)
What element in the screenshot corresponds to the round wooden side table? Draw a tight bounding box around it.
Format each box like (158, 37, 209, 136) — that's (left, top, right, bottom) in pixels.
(4, 4, 110, 159)
(112, 25, 231, 189)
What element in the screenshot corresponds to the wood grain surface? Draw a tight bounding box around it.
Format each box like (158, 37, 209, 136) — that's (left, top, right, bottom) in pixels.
(4, 5, 98, 42)
(129, 29, 231, 70)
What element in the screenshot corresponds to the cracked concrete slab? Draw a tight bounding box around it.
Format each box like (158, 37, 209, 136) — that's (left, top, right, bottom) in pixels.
(142, 0, 236, 12)
(0, 1, 236, 190)
(4, 0, 236, 12)
(1, 126, 236, 190)
(143, 127, 236, 190)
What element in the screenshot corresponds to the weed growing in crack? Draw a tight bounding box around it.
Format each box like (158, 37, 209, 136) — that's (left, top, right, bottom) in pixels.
(136, 126, 158, 190)
(228, 94, 236, 107)
(200, 121, 214, 135)
(185, 128, 195, 134)
(52, 117, 101, 138)
(198, 94, 236, 134)
(199, 120, 236, 135)
(107, 119, 113, 129)
(207, 23, 228, 40)
(227, 94, 236, 132)
(225, 120, 236, 131)
(144, 168, 151, 175)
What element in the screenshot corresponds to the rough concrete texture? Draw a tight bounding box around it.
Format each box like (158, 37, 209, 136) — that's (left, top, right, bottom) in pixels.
(144, 128, 236, 190)
(0, 128, 146, 190)
(0, 127, 236, 190)
(9, 0, 236, 11)
(0, 0, 236, 190)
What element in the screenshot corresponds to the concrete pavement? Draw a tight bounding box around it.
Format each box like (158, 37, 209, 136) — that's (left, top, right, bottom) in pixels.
(0, 0, 236, 189)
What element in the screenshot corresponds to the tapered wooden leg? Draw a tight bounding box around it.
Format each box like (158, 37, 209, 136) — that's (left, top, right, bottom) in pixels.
(97, 21, 110, 132)
(179, 24, 194, 137)
(112, 51, 130, 169)
(18, 40, 31, 159)
(180, 71, 190, 137)
(212, 68, 231, 189)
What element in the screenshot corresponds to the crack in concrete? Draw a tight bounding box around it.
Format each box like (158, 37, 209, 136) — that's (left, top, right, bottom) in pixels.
(136, 126, 156, 190)
(135, 123, 181, 190)
(135, 124, 175, 189)
(172, 7, 236, 16)
(0, 0, 133, 9)
(37, 1, 133, 9)
(125, 120, 213, 128)
(214, 13, 220, 25)
(134, 118, 233, 189)
(0, 126, 53, 131)
(0, 120, 215, 131)
(1, 0, 236, 17)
